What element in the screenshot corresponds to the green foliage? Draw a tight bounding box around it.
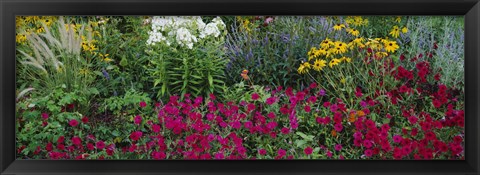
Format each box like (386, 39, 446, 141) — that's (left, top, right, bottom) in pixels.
(16, 17, 97, 113)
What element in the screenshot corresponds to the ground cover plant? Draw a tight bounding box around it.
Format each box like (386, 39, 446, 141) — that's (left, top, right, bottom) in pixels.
(15, 16, 464, 160)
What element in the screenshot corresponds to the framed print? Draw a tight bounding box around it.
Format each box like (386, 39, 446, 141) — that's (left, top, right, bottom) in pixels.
(1, 0, 479, 175)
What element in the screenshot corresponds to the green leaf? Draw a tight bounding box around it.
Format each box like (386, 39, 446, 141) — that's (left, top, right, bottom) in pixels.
(208, 74, 213, 86)
(295, 140, 306, 148)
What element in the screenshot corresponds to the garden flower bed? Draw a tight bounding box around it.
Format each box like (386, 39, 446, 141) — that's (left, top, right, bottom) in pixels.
(15, 16, 464, 160)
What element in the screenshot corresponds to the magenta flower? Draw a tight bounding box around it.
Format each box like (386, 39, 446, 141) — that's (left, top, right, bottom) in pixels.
(267, 112, 276, 119)
(266, 97, 276, 105)
(152, 151, 166, 159)
(364, 149, 373, 157)
(214, 152, 224, 159)
(259, 149, 267, 155)
(71, 136, 82, 145)
(277, 149, 286, 157)
(335, 144, 343, 151)
(360, 101, 367, 108)
(326, 151, 333, 158)
(152, 124, 161, 133)
(319, 89, 326, 96)
(57, 136, 65, 144)
(69, 119, 79, 127)
(393, 135, 403, 143)
(134, 115, 142, 125)
(266, 121, 278, 130)
(304, 105, 311, 112)
(334, 123, 343, 132)
(281, 127, 290, 134)
(251, 93, 260, 100)
(41, 113, 49, 120)
(363, 140, 373, 149)
(96, 140, 105, 150)
(81, 116, 89, 124)
(139, 101, 147, 108)
(244, 121, 253, 129)
(304, 147, 313, 155)
(130, 131, 142, 141)
(87, 143, 94, 151)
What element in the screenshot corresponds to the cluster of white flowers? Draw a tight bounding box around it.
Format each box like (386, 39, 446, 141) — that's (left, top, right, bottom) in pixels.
(146, 16, 226, 49)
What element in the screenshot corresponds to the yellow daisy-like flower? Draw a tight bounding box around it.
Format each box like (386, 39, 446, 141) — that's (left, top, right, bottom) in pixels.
(389, 26, 400, 38)
(39, 18, 53, 27)
(384, 41, 399, 53)
(298, 61, 311, 74)
(329, 59, 341, 68)
(366, 38, 384, 51)
(36, 26, 45, 33)
(24, 16, 36, 24)
(316, 47, 327, 57)
(89, 44, 98, 52)
(303, 62, 311, 69)
(395, 16, 401, 23)
(341, 56, 352, 63)
(99, 53, 112, 62)
(340, 78, 346, 84)
(332, 41, 348, 54)
(308, 47, 317, 60)
(402, 27, 408, 33)
(313, 59, 327, 71)
(375, 52, 389, 58)
(347, 28, 360, 37)
(320, 38, 333, 49)
(16, 33, 27, 44)
(350, 37, 366, 48)
(333, 23, 345, 31)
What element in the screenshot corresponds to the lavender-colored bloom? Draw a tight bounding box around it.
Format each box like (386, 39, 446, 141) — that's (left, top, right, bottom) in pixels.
(319, 89, 326, 96)
(281, 33, 290, 43)
(263, 35, 269, 45)
(246, 49, 253, 61)
(360, 101, 367, 108)
(102, 68, 110, 80)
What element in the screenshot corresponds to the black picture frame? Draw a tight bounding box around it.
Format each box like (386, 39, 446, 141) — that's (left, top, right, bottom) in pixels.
(1, 0, 479, 175)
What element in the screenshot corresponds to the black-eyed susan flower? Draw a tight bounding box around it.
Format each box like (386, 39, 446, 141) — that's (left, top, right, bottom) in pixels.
(307, 47, 317, 61)
(384, 41, 399, 53)
(16, 33, 27, 44)
(320, 38, 333, 49)
(297, 61, 311, 74)
(333, 23, 345, 31)
(340, 56, 352, 63)
(347, 28, 360, 37)
(349, 37, 365, 49)
(313, 59, 327, 71)
(389, 26, 400, 38)
(332, 41, 348, 54)
(366, 38, 383, 51)
(36, 26, 44, 33)
(375, 52, 389, 58)
(329, 59, 341, 68)
(316, 47, 327, 56)
(99, 53, 112, 62)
